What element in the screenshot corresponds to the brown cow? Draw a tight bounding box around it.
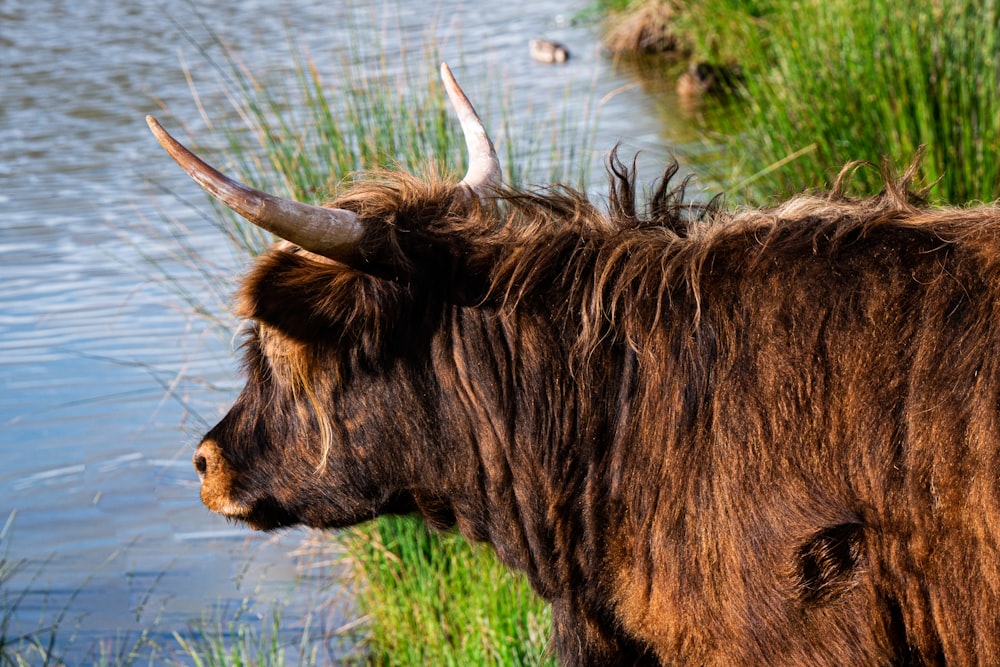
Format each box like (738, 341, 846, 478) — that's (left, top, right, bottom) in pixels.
(149, 64, 1000, 666)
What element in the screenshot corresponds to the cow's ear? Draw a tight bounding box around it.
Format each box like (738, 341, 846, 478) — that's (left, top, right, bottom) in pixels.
(236, 246, 412, 359)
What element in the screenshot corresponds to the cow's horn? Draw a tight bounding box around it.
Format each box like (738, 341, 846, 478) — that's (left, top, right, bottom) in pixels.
(440, 63, 502, 195)
(146, 116, 364, 262)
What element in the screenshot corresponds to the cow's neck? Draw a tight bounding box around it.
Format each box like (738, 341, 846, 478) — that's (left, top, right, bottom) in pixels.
(413, 304, 627, 602)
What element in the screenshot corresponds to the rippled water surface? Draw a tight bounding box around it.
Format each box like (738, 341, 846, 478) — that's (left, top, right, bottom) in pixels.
(1, 0, 703, 660)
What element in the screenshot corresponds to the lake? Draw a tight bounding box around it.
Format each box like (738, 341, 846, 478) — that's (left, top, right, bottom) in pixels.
(0, 0, 705, 661)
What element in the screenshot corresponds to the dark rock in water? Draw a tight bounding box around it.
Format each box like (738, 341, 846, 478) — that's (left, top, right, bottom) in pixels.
(677, 61, 743, 100)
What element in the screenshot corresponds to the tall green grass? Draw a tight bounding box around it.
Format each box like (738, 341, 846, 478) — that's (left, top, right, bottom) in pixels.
(702, 0, 1000, 202)
(340, 517, 553, 666)
(171, 602, 324, 667)
(671, 0, 772, 65)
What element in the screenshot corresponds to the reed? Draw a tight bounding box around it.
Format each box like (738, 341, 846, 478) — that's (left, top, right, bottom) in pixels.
(171, 605, 300, 667)
(0, 514, 152, 667)
(339, 517, 554, 666)
(704, 0, 1000, 202)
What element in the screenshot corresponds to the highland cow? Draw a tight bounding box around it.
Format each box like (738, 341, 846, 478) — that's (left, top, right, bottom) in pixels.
(148, 64, 1000, 666)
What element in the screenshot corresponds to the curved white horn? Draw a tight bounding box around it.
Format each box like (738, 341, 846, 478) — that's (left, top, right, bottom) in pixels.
(146, 116, 364, 262)
(440, 63, 502, 194)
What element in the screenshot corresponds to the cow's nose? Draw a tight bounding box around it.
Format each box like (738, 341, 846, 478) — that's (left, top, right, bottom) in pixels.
(193, 452, 208, 478)
(193, 439, 218, 481)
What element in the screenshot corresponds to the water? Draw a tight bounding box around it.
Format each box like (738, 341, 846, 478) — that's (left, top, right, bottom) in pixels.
(0, 0, 704, 661)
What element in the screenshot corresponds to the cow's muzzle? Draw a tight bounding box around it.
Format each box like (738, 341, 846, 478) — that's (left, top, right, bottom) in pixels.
(191, 438, 245, 516)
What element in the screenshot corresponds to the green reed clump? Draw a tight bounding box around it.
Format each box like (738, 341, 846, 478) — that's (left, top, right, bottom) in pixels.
(671, 0, 773, 65)
(709, 0, 1000, 202)
(339, 517, 554, 666)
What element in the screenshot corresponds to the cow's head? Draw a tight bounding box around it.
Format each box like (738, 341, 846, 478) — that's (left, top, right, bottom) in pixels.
(149, 64, 502, 531)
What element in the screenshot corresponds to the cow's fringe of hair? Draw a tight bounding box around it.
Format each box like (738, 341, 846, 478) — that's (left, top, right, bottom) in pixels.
(299, 373, 335, 474)
(830, 145, 932, 208)
(287, 347, 337, 473)
(257, 324, 337, 472)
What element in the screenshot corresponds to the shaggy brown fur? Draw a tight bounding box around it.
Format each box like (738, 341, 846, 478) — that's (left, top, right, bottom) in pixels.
(194, 153, 1000, 666)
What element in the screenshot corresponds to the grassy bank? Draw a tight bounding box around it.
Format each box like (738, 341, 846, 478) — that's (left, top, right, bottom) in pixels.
(598, 0, 1000, 203)
(604, 0, 1000, 202)
(718, 0, 1000, 203)
(599, 0, 770, 61)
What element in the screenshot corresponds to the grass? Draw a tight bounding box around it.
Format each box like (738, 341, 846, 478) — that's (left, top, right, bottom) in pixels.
(0, 512, 143, 667)
(597, 0, 1000, 203)
(695, 0, 1000, 202)
(598, 0, 772, 61)
(670, 0, 772, 65)
(340, 517, 554, 666)
(0, 513, 135, 667)
(171, 603, 317, 667)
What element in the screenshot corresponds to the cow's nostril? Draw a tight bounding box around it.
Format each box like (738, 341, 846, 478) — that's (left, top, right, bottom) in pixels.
(193, 453, 208, 476)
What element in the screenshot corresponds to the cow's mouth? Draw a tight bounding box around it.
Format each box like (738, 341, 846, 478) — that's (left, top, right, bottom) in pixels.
(202, 492, 299, 532)
(235, 497, 300, 532)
